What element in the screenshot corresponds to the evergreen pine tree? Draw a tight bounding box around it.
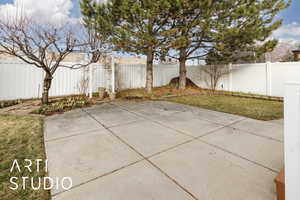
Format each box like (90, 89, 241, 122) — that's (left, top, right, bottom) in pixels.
(81, 0, 172, 93)
(163, 0, 290, 89)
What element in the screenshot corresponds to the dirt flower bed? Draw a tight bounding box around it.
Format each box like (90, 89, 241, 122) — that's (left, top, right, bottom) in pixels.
(0, 100, 23, 109)
(32, 97, 91, 116)
(118, 86, 201, 99)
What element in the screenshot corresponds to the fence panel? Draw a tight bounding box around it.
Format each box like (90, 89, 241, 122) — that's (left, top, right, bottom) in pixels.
(186, 66, 206, 87)
(49, 65, 84, 97)
(271, 62, 300, 97)
(115, 64, 178, 90)
(116, 64, 145, 90)
(48, 63, 107, 97)
(153, 64, 179, 87)
(284, 83, 300, 200)
(231, 63, 267, 95)
(0, 60, 43, 100)
(93, 64, 107, 92)
(2, 59, 300, 100)
(187, 65, 231, 91)
(0, 60, 105, 100)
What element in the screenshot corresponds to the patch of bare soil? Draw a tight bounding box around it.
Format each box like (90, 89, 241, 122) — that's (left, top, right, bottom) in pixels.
(169, 77, 199, 88)
(0, 96, 111, 116)
(0, 100, 41, 116)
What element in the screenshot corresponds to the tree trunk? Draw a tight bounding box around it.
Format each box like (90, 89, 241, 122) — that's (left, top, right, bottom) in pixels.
(42, 73, 52, 104)
(146, 50, 154, 94)
(179, 49, 187, 90)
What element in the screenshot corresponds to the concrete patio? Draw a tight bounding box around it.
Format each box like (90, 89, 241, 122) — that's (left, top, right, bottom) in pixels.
(44, 101, 284, 200)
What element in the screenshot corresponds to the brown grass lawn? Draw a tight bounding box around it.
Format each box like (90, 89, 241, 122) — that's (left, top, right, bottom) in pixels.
(118, 86, 283, 120)
(118, 86, 201, 98)
(167, 94, 283, 120)
(0, 115, 50, 200)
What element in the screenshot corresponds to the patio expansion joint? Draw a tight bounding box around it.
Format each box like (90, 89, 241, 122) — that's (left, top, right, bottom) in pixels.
(196, 118, 247, 139)
(110, 101, 228, 127)
(45, 128, 104, 143)
(112, 103, 280, 174)
(110, 102, 247, 142)
(189, 113, 244, 127)
(109, 103, 201, 138)
(107, 118, 145, 129)
(227, 126, 283, 143)
(52, 159, 144, 198)
(82, 107, 200, 200)
(196, 138, 280, 174)
(194, 119, 281, 174)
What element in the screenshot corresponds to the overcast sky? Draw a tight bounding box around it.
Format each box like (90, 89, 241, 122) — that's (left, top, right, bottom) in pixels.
(0, 0, 299, 43)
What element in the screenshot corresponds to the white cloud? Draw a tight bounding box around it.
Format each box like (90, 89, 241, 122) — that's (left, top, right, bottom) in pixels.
(0, 0, 74, 25)
(273, 22, 300, 37)
(94, 0, 108, 4)
(278, 38, 300, 46)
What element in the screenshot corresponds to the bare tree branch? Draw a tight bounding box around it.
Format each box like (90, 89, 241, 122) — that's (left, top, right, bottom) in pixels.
(0, 17, 107, 104)
(202, 64, 231, 90)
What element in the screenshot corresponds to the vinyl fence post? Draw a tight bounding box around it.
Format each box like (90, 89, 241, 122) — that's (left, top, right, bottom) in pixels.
(111, 56, 115, 94)
(266, 61, 272, 96)
(284, 82, 300, 200)
(140, 64, 144, 88)
(89, 64, 93, 99)
(229, 63, 233, 91)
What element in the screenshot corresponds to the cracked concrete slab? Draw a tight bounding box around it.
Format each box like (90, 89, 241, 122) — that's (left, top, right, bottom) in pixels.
(53, 161, 194, 200)
(45, 130, 142, 195)
(83, 103, 116, 112)
(85, 106, 142, 127)
(44, 109, 105, 141)
(230, 118, 284, 141)
(131, 106, 182, 119)
(148, 101, 194, 112)
(45, 101, 283, 200)
(152, 111, 224, 137)
(111, 120, 191, 157)
(114, 101, 190, 119)
(111, 101, 150, 109)
(191, 108, 245, 125)
(201, 127, 284, 172)
(112, 101, 192, 113)
(269, 119, 284, 125)
(150, 140, 278, 200)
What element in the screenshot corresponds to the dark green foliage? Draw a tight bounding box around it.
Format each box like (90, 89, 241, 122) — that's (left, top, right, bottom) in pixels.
(81, 0, 290, 89)
(162, 0, 290, 88)
(168, 1, 289, 58)
(204, 0, 291, 64)
(81, 0, 173, 93)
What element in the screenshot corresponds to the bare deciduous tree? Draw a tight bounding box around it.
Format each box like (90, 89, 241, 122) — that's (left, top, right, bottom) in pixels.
(0, 17, 106, 104)
(265, 40, 300, 62)
(66, 20, 111, 69)
(202, 64, 231, 91)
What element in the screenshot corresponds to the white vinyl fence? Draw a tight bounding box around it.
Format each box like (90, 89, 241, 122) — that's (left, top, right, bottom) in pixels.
(0, 59, 108, 101)
(284, 82, 300, 200)
(187, 61, 300, 97)
(1, 59, 300, 101)
(0, 60, 179, 101)
(115, 64, 179, 90)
